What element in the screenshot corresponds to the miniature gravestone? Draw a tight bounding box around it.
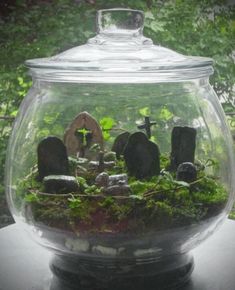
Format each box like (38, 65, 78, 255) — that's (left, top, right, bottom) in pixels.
(88, 151, 115, 172)
(95, 172, 109, 187)
(170, 126, 196, 171)
(176, 162, 197, 183)
(95, 173, 128, 187)
(104, 151, 116, 162)
(112, 132, 130, 159)
(37, 136, 69, 181)
(64, 112, 104, 158)
(109, 174, 128, 186)
(137, 116, 157, 139)
(106, 174, 130, 195)
(43, 175, 79, 194)
(124, 132, 160, 179)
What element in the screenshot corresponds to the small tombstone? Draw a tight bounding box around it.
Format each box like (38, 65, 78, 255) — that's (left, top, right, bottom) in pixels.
(88, 151, 115, 172)
(112, 132, 130, 159)
(170, 126, 196, 171)
(43, 175, 79, 194)
(176, 162, 197, 183)
(88, 160, 115, 171)
(64, 112, 104, 158)
(109, 174, 128, 186)
(105, 173, 130, 195)
(104, 151, 116, 162)
(95, 172, 109, 187)
(37, 136, 69, 181)
(95, 173, 128, 189)
(124, 132, 160, 179)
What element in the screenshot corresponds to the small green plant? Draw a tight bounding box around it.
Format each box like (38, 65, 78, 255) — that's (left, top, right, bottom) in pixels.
(24, 192, 40, 203)
(100, 116, 116, 141)
(139, 107, 151, 117)
(76, 128, 92, 146)
(68, 195, 82, 209)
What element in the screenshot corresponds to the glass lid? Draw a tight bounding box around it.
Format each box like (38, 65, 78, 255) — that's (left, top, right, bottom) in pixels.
(25, 8, 214, 82)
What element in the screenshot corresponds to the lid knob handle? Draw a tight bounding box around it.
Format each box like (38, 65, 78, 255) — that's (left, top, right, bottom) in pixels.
(97, 8, 144, 37)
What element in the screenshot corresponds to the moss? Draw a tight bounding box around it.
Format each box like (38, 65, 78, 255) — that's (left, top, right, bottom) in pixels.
(20, 154, 229, 234)
(129, 180, 155, 196)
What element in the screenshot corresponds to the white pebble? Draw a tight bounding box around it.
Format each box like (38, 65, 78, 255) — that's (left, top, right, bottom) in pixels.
(65, 238, 89, 252)
(134, 247, 162, 257)
(118, 247, 125, 254)
(92, 245, 117, 256)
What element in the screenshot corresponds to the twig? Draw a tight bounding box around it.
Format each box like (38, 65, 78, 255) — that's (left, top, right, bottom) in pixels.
(29, 177, 205, 201)
(144, 177, 205, 198)
(30, 190, 131, 200)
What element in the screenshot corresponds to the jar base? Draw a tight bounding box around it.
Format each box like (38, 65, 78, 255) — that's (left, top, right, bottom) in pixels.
(50, 253, 194, 290)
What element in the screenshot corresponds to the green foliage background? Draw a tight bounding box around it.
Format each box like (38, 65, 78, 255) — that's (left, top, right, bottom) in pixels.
(0, 0, 234, 220)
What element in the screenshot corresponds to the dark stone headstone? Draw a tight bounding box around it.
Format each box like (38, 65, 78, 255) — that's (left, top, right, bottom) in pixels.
(112, 132, 130, 159)
(176, 162, 197, 183)
(37, 136, 69, 181)
(43, 175, 79, 194)
(123, 132, 160, 179)
(170, 126, 196, 171)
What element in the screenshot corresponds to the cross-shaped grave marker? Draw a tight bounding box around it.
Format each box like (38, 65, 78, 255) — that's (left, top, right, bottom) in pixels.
(137, 116, 157, 139)
(75, 127, 92, 157)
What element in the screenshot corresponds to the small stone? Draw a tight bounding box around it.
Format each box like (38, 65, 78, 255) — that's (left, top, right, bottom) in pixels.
(95, 172, 109, 187)
(176, 162, 197, 183)
(133, 247, 162, 257)
(104, 151, 116, 162)
(124, 132, 160, 179)
(109, 174, 128, 186)
(117, 247, 126, 255)
(104, 185, 130, 196)
(112, 132, 130, 159)
(37, 136, 69, 181)
(43, 175, 79, 194)
(92, 245, 117, 256)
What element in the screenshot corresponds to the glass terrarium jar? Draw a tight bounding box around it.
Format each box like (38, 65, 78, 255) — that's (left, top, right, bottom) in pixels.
(5, 8, 235, 288)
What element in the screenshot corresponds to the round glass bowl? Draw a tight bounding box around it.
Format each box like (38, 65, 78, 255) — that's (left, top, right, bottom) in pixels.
(5, 8, 235, 287)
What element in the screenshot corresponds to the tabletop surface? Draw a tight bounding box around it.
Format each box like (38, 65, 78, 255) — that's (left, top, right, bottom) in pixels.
(0, 219, 235, 290)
